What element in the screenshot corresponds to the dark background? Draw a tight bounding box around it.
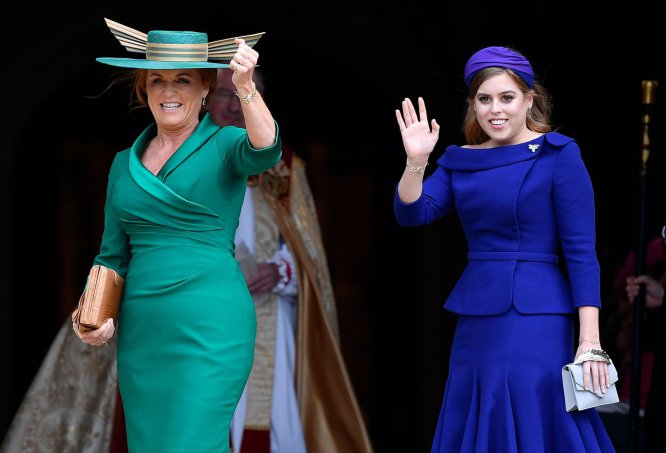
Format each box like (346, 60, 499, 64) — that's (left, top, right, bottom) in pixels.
(1, 2, 664, 452)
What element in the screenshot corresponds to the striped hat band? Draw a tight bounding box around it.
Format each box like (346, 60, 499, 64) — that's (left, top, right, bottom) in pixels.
(146, 42, 208, 62)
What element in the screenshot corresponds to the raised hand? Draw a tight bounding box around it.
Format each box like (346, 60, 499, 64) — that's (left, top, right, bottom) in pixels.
(230, 38, 258, 91)
(395, 97, 440, 163)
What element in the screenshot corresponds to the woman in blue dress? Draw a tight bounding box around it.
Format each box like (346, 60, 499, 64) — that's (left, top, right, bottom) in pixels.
(393, 46, 616, 452)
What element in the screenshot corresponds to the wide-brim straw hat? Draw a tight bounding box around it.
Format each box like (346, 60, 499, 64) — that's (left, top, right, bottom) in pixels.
(96, 18, 264, 69)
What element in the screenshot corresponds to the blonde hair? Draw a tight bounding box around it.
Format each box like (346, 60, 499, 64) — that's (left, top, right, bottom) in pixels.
(463, 67, 551, 145)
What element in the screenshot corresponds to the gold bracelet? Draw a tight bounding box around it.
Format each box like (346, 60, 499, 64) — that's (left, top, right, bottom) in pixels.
(406, 159, 428, 173)
(234, 87, 258, 104)
(579, 339, 600, 345)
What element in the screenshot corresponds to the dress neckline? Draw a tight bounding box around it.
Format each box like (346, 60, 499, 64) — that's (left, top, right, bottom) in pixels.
(454, 134, 545, 152)
(439, 134, 548, 171)
(135, 113, 217, 181)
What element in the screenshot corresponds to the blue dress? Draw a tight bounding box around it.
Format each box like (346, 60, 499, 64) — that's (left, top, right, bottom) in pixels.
(394, 133, 615, 452)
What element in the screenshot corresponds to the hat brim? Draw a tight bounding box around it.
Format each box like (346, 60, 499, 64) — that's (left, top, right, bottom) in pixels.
(96, 57, 229, 69)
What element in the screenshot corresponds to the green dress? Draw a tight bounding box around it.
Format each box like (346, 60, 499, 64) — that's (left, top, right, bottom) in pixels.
(93, 113, 282, 452)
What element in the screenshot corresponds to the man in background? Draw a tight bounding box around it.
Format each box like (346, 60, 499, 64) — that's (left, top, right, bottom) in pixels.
(208, 68, 372, 453)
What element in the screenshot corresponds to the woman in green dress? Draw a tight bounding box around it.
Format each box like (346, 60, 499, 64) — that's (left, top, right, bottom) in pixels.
(73, 19, 281, 452)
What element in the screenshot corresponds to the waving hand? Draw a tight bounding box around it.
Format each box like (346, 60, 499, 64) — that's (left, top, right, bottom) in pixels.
(395, 97, 440, 163)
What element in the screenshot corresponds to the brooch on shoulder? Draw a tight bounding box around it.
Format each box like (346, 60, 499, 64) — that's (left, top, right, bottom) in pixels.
(528, 144, 540, 153)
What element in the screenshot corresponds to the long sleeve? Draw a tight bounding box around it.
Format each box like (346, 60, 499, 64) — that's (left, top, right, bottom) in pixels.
(93, 153, 131, 278)
(218, 122, 282, 176)
(552, 142, 600, 308)
(393, 165, 455, 226)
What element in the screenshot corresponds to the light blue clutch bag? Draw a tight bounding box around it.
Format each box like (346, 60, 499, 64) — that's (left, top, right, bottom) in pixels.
(562, 351, 619, 412)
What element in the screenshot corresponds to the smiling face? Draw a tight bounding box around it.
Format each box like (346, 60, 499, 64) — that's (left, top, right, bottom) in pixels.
(473, 71, 533, 147)
(144, 69, 209, 130)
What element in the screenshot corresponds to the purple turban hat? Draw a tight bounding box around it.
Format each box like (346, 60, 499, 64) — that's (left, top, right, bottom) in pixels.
(464, 46, 534, 89)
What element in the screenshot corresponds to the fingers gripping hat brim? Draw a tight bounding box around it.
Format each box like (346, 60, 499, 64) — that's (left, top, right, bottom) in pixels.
(97, 18, 263, 70)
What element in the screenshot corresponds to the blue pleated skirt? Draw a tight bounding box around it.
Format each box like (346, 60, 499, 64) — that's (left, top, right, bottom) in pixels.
(431, 307, 615, 453)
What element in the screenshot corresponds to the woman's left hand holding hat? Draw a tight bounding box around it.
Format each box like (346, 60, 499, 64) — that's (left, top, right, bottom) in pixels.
(231, 38, 258, 92)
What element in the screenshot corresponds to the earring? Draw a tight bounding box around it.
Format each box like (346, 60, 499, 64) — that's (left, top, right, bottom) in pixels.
(202, 97, 207, 107)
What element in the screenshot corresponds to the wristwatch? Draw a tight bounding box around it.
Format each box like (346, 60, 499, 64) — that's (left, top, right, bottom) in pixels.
(234, 87, 258, 104)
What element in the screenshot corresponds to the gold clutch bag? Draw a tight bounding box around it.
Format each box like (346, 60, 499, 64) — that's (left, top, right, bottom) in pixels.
(72, 265, 125, 333)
